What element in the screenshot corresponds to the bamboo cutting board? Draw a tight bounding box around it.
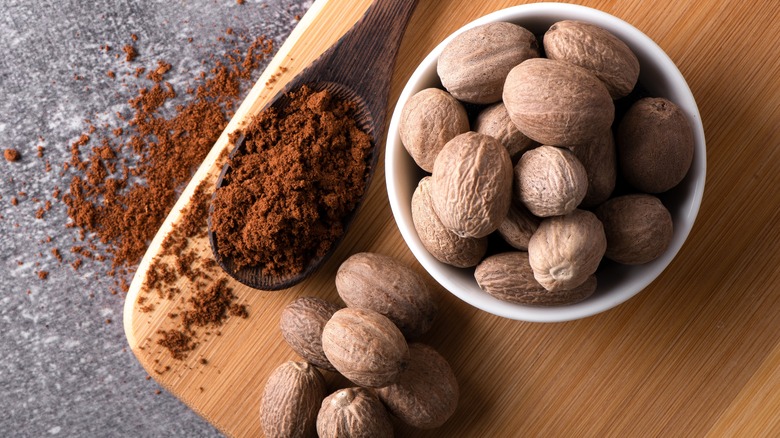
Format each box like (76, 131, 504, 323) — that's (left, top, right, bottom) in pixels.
(124, 0, 780, 436)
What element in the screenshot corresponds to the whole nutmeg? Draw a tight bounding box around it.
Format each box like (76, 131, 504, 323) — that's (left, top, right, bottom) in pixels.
(437, 22, 539, 104)
(514, 145, 588, 217)
(497, 201, 539, 251)
(377, 343, 459, 429)
(412, 176, 487, 268)
(596, 194, 673, 264)
(336, 252, 438, 339)
(430, 132, 513, 238)
(400, 88, 469, 172)
(475, 251, 596, 305)
(260, 361, 326, 438)
(321, 308, 409, 388)
(544, 20, 640, 99)
(617, 97, 694, 193)
(568, 129, 617, 207)
(503, 58, 614, 146)
(528, 209, 607, 291)
(316, 388, 393, 438)
(474, 102, 537, 162)
(280, 297, 342, 371)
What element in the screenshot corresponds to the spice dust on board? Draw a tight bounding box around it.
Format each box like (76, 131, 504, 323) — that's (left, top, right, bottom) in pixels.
(210, 85, 373, 280)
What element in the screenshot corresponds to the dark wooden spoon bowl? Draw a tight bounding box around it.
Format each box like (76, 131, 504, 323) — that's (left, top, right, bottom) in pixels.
(208, 0, 419, 290)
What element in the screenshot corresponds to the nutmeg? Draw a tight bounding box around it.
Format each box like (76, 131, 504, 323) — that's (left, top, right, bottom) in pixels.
(474, 102, 537, 162)
(279, 297, 342, 371)
(377, 343, 459, 429)
(336, 252, 438, 339)
(260, 361, 326, 438)
(321, 308, 409, 388)
(412, 176, 488, 268)
(596, 194, 673, 264)
(528, 209, 606, 291)
(544, 20, 639, 99)
(617, 97, 694, 193)
(514, 145, 588, 217)
(430, 132, 513, 239)
(503, 58, 614, 146)
(400, 88, 469, 172)
(475, 251, 596, 305)
(438, 22, 539, 104)
(317, 388, 393, 438)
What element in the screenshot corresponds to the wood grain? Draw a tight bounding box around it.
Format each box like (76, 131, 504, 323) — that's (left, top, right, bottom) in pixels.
(123, 0, 780, 437)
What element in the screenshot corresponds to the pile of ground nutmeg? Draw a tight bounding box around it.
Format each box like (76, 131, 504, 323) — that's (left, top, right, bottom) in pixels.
(210, 85, 373, 280)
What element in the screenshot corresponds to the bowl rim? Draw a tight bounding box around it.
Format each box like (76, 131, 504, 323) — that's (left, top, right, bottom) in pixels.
(385, 2, 706, 322)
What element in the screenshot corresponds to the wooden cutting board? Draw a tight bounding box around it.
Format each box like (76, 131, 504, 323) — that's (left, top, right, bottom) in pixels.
(124, 0, 780, 436)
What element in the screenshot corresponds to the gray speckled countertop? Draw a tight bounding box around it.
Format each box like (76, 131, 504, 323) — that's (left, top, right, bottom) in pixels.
(0, 1, 309, 436)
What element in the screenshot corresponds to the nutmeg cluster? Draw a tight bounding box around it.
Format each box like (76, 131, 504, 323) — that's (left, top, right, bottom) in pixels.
(260, 252, 458, 437)
(401, 20, 693, 306)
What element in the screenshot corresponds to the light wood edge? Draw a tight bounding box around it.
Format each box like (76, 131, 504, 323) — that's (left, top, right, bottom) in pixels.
(122, 0, 332, 352)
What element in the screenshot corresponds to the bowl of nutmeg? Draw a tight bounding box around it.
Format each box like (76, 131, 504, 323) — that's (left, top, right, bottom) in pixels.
(385, 2, 706, 322)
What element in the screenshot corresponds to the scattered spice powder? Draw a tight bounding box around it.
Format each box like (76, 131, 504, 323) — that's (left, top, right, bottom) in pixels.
(4, 149, 20, 162)
(63, 35, 275, 273)
(37, 146, 45, 158)
(38, 271, 49, 280)
(156, 329, 197, 360)
(210, 86, 372, 277)
(122, 44, 138, 62)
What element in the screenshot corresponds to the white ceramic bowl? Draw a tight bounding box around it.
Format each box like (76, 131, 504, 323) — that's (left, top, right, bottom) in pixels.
(385, 3, 706, 322)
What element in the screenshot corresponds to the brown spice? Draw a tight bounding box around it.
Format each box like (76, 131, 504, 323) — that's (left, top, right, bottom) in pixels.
(122, 45, 138, 62)
(63, 36, 274, 271)
(236, 0, 245, 4)
(37, 146, 45, 158)
(51, 248, 63, 263)
(4, 149, 20, 162)
(210, 86, 372, 277)
(10, 197, 18, 206)
(107, 70, 116, 79)
(156, 329, 196, 360)
(38, 271, 49, 280)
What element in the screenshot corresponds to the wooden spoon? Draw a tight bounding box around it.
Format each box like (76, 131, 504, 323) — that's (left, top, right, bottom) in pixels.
(208, 0, 419, 290)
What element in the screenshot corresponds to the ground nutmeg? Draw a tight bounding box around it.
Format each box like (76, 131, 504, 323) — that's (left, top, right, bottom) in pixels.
(210, 85, 372, 280)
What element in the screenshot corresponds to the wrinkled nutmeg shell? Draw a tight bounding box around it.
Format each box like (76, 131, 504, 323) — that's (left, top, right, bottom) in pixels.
(280, 297, 342, 371)
(475, 251, 596, 305)
(528, 209, 607, 291)
(377, 343, 459, 429)
(336, 252, 438, 339)
(503, 58, 614, 146)
(438, 22, 539, 104)
(322, 308, 409, 388)
(568, 129, 617, 207)
(412, 176, 488, 268)
(260, 361, 326, 438)
(399, 88, 469, 172)
(514, 145, 588, 217)
(596, 194, 673, 265)
(316, 388, 393, 438)
(544, 20, 640, 99)
(431, 132, 513, 239)
(497, 201, 539, 251)
(474, 102, 538, 162)
(617, 97, 694, 193)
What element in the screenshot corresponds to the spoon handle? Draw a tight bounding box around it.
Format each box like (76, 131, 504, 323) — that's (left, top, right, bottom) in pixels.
(304, 0, 419, 121)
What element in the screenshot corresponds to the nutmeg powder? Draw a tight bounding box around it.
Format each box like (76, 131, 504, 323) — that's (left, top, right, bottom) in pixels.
(210, 86, 372, 278)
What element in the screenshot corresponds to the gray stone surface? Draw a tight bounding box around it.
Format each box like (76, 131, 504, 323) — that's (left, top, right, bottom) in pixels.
(0, 1, 310, 436)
